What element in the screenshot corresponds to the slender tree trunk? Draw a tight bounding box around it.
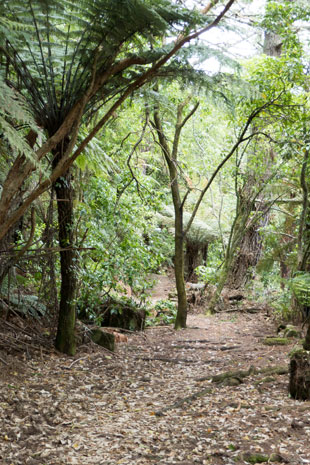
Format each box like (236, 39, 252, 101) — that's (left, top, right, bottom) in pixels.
(41, 190, 59, 314)
(0, 131, 38, 288)
(152, 99, 197, 329)
(174, 207, 187, 329)
(0, 225, 20, 289)
(53, 143, 77, 355)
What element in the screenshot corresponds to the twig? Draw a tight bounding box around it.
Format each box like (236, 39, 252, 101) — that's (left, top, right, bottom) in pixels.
(0, 332, 50, 353)
(220, 345, 241, 351)
(138, 356, 198, 364)
(68, 356, 89, 369)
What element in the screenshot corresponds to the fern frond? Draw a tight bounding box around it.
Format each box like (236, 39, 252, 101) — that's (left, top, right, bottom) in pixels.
(0, 77, 42, 166)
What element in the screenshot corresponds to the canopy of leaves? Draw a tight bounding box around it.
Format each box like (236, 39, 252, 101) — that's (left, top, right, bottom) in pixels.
(1, 0, 202, 133)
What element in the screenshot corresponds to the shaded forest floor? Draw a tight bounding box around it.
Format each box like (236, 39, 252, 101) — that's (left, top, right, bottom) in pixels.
(1, 279, 310, 464)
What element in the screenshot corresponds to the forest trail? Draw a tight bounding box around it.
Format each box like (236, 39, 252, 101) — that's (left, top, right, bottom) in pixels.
(1, 300, 310, 464)
(145, 272, 176, 303)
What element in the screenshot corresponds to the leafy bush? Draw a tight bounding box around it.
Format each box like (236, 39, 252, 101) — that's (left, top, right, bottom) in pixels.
(146, 299, 177, 326)
(289, 272, 310, 307)
(75, 175, 174, 315)
(195, 266, 219, 284)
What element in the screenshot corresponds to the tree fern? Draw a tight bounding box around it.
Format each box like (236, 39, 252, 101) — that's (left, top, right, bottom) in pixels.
(0, 76, 42, 169)
(290, 272, 310, 308)
(2, 0, 198, 134)
(157, 205, 219, 245)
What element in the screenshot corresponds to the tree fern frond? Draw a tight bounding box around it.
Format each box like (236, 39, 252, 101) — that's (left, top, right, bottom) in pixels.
(0, 77, 42, 166)
(157, 205, 219, 244)
(2, 0, 206, 134)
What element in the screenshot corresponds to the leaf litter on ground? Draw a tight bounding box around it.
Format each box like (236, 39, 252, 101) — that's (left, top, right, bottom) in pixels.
(0, 304, 309, 465)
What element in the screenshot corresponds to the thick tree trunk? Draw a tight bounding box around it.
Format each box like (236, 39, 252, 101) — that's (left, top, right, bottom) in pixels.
(53, 143, 77, 355)
(185, 242, 208, 282)
(289, 350, 310, 400)
(225, 194, 269, 289)
(218, 30, 281, 293)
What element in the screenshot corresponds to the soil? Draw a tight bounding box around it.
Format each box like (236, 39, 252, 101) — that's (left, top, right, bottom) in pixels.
(0, 276, 309, 465)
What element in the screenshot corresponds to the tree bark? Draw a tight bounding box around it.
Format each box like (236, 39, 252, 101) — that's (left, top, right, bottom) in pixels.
(224, 188, 269, 289)
(0, 131, 38, 288)
(185, 242, 208, 282)
(218, 29, 282, 293)
(289, 350, 310, 399)
(153, 101, 193, 329)
(174, 203, 187, 329)
(53, 144, 77, 355)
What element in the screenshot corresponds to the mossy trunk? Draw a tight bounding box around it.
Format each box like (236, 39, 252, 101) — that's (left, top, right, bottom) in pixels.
(53, 142, 77, 355)
(304, 325, 310, 351)
(289, 349, 310, 400)
(174, 221, 187, 329)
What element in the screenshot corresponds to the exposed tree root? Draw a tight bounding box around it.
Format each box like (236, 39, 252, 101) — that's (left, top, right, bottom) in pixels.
(155, 365, 289, 417)
(196, 365, 288, 383)
(155, 387, 213, 416)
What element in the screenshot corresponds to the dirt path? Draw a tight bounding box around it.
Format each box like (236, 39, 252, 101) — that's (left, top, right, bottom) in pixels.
(146, 272, 176, 303)
(0, 289, 309, 464)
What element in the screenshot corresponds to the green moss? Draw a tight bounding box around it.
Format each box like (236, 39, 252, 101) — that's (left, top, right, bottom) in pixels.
(241, 452, 269, 463)
(91, 329, 115, 351)
(222, 377, 242, 386)
(289, 345, 308, 358)
(254, 376, 275, 386)
(263, 337, 290, 346)
(283, 325, 301, 338)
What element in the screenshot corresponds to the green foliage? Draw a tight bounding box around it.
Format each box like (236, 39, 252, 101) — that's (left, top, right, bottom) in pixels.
(146, 299, 177, 326)
(2, 0, 200, 133)
(0, 77, 42, 167)
(289, 272, 310, 307)
(194, 239, 224, 284)
(9, 294, 47, 319)
(81, 295, 140, 326)
(195, 266, 218, 285)
(157, 205, 219, 246)
(262, 0, 310, 54)
(76, 173, 173, 313)
(270, 287, 294, 321)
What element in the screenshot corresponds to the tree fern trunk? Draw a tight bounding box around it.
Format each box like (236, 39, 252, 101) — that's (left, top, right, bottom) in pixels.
(53, 143, 77, 355)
